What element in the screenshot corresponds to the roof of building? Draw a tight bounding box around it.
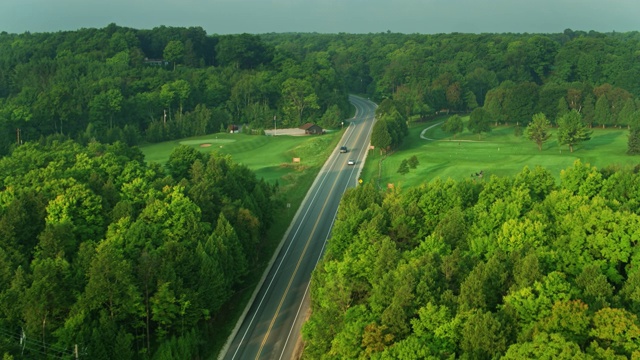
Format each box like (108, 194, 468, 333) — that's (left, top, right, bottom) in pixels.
(299, 123, 321, 130)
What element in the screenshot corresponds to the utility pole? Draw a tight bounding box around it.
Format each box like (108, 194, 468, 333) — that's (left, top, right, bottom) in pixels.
(16, 128, 20, 144)
(274, 115, 277, 136)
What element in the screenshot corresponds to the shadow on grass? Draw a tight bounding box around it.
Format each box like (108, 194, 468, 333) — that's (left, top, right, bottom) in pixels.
(582, 129, 625, 150)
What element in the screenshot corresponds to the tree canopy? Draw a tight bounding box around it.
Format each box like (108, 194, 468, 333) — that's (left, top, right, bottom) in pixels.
(3, 27, 640, 155)
(304, 162, 640, 359)
(0, 138, 277, 359)
(557, 109, 592, 152)
(526, 112, 552, 151)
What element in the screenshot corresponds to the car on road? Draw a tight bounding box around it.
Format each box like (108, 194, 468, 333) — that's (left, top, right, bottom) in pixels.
(340, 146, 348, 153)
(347, 159, 355, 165)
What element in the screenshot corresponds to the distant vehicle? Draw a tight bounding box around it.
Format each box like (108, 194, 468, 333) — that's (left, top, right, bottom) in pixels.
(347, 159, 355, 165)
(340, 146, 348, 153)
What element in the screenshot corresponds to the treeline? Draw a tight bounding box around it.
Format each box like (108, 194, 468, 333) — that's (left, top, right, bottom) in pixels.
(0, 138, 277, 359)
(0, 24, 351, 154)
(263, 30, 640, 127)
(303, 162, 640, 359)
(3, 27, 640, 156)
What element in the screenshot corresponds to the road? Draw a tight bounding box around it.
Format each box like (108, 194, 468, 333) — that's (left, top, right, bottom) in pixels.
(219, 95, 377, 360)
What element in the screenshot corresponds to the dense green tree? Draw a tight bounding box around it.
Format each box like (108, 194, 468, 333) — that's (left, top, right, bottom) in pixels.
(0, 136, 277, 358)
(503, 332, 589, 359)
(305, 159, 640, 359)
(397, 159, 410, 175)
(503, 82, 539, 125)
(465, 67, 498, 107)
(582, 93, 596, 127)
(557, 110, 592, 152)
(165, 145, 204, 180)
(370, 120, 392, 154)
(407, 155, 419, 169)
(83, 238, 142, 322)
(594, 95, 611, 127)
(441, 114, 464, 140)
(468, 107, 492, 139)
(628, 126, 640, 155)
(281, 78, 319, 126)
(215, 33, 273, 69)
(525, 112, 552, 151)
(617, 98, 636, 129)
(556, 96, 570, 123)
(459, 310, 506, 359)
(163, 40, 184, 70)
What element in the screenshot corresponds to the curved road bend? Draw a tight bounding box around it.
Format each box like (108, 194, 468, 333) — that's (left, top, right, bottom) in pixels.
(220, 95, 377, 360)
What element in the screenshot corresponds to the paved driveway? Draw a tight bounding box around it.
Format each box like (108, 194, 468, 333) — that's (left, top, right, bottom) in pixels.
(264, 128, 306, 136)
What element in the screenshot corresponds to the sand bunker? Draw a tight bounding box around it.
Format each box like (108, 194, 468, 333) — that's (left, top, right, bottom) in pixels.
(200, 143, 212, 147)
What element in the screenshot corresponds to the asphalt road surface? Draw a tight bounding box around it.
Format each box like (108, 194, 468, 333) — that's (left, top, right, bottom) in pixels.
(219, 95, 377, 360)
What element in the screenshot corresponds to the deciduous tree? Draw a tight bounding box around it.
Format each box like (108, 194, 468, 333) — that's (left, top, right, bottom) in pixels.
(557, 110, 591, 152)
(526, 112, 552, 151)
(468, 107, 491, 139)
(441, 114, 463, 140)
(281, 78, 319, 126)
(163, 40, 184, 70)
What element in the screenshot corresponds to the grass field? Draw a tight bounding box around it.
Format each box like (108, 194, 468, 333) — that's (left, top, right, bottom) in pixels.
(140, 131, 341, 184)
(361, 116, 640, 189)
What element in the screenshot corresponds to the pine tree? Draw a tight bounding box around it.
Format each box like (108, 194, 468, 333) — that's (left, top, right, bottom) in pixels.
(397, 160, 410, 175)
(628, 127, 640, 155)
(407, 155, 419, 169)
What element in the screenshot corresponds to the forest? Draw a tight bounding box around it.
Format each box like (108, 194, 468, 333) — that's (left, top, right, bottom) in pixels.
(1, 24, 640, 359)
(303, 163, 640, 359)
(2, 27, 640, 155)
(0, 138, 276, 358)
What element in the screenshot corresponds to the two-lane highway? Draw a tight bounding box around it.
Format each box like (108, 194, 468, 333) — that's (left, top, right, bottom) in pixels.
(220, 95, 377, 360)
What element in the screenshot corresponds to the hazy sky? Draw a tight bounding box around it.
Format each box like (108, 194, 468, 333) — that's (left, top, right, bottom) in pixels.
(1, 0, 639, 35)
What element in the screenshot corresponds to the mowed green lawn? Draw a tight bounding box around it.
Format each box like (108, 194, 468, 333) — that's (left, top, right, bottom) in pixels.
(140, 131, 342, 184)
(361, 116, 640, 189)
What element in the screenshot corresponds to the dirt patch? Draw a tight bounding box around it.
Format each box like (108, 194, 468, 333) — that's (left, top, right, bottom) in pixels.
(200, 143, 212, 147)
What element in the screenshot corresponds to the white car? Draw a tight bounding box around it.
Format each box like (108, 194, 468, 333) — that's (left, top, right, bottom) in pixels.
(347, 159, 355, 165)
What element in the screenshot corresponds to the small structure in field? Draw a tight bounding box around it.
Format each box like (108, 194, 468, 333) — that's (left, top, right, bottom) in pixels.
(299, 123, 323, 135)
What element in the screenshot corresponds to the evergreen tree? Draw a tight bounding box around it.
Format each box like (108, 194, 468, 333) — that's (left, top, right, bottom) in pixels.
(628, 127, 640, 155)
(407, 155, 419, 169)
(397, 159, 410, 175)
(371, 120, 392, 154)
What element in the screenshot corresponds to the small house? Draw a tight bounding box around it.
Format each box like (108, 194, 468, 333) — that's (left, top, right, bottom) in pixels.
(299, 123, 323, 135)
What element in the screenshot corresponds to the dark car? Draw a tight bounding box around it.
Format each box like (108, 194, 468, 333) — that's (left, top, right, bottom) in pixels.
(340, 146, 348, 153)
